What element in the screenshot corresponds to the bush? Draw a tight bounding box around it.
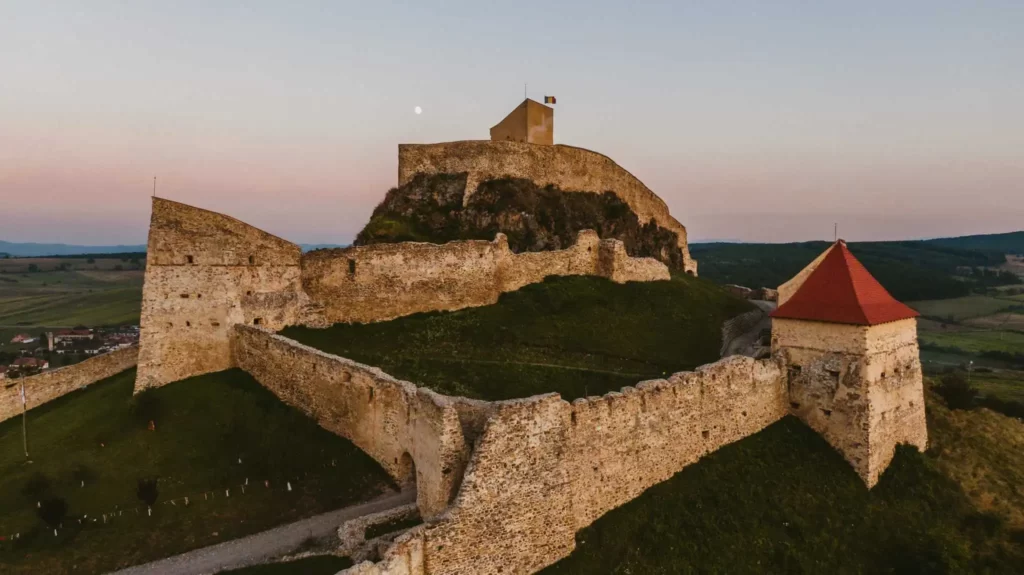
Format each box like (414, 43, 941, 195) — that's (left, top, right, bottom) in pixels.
(136, 477, 159, 507)
(21, 472, 51, 500)
(130, 388, 163, 424)
(72, 463, 95, 486)
(37, 497, 68, 529)
(934, 373, 979, 410)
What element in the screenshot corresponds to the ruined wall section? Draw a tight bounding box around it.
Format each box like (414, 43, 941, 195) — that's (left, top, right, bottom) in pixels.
(344, 356, 788, 575)
(301, 230, 668, 325)
(773, 317, 927, 486)
(136, 198, 315, 391)
(0, 346, 138, 424)
(231, 326, 470, 519)
(397, 141, 697, 274)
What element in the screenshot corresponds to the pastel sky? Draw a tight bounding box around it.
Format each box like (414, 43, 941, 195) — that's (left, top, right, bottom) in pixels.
(2, 1, 1022, 245)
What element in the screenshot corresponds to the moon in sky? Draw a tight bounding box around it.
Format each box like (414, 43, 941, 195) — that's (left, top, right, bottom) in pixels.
(414, 106, 422, 115)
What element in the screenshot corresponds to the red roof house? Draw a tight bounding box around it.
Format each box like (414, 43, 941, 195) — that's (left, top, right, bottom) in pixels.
(770, 240, 919, 326)
(12, 357, 49, 369)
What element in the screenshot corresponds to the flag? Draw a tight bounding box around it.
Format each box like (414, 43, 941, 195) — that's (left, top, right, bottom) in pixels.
(20, 384, 26, 407)
(544, 96, 556, 104)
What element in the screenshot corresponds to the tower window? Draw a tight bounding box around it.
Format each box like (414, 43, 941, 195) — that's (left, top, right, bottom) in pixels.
(186, 255, 194, 264)
(248, 255, 255, 265)
(253, 318, 263, 326)
(348, 259, 356, 277)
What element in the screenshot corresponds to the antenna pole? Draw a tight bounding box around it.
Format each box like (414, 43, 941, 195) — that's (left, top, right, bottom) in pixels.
(153, 176, 156, 198)
(524, 83, 527, 99)
(834, 223, 837, 242)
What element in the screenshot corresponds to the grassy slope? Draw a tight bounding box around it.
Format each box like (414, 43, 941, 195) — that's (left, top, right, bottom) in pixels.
(281, 274, 752, 401)
(910, 295, 1022, 322)
(0, 369, 393, 575)
(542, 393, 1024, 574)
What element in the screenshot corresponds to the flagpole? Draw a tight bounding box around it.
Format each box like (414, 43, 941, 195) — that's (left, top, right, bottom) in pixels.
(21, 382, 29, 459)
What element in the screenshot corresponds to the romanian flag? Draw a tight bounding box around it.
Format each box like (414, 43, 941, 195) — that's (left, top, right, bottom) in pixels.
(544, 96, 556, 104)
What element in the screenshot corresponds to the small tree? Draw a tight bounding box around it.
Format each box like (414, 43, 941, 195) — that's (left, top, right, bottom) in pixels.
(86, 257, 95, 264)
(37, 497, 67, 529)
(27, 263, 39, 273)
(137, 477, 159, 508)
(935, 372, 978, 410)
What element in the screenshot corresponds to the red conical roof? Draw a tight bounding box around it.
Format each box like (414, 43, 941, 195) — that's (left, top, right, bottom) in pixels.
(770, 241, 919, 326)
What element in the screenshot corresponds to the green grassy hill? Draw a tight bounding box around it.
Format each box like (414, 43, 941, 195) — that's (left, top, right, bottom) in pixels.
(281, 274, 752, 401)
(0, 369, 392, 575)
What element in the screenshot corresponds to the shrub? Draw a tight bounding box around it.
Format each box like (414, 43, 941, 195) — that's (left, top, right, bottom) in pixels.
(130, 388, 163, 424)
(136, 477, 159, 507)
(72, 463, 95, 486)
(37, 497, 68, 529)
(21, 472, 51, 500)
(934, 373, 979, 410)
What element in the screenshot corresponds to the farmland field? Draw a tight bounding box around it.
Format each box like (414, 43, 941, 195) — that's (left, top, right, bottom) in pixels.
(918, 330, 1024, 355)
(0, 257, 144, 329)
(909, 295, 1020, 322)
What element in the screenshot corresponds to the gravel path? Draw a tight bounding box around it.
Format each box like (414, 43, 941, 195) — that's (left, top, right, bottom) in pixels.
(109, 489, 415, 575)
(723, 300, 776, 358)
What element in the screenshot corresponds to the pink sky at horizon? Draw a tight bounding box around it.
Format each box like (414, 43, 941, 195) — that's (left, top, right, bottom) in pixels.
(2, 2, 1022, 246)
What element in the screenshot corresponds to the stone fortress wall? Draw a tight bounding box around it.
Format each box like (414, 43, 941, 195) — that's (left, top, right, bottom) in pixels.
(232, 326, 487, 519)
(773, 317, 928, 487)
(343, 356, 788, 575)
(131, 198, 926, 575)
(135, 198, 668, 389)
(304, 229, 667, 324)
(397, 141, 698, 274)
(0, 345, 138, 424)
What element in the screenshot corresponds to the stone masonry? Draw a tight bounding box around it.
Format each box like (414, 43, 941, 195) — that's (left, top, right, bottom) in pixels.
(129, 201, 927, 575)
(397, 140, 697, 274)
(0, 346, 138, 424)
(136, 198, 668, 389)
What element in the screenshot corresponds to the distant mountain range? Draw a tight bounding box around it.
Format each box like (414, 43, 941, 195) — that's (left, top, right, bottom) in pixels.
(0, 240, 346, 257)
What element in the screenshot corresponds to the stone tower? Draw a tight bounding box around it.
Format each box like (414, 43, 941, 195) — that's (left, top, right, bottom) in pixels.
(489, 98, 553, 145)
(771, 240, 928, 487)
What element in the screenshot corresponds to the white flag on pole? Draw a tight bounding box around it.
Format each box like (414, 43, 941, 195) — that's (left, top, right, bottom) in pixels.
(21, 384, 26, 407)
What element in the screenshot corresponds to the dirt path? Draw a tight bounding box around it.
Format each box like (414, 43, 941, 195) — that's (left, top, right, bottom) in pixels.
(723, 300, 775, 358)
(108, 489, 415, 575)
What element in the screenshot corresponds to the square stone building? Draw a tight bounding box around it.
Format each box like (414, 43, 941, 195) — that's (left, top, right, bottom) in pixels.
(771, 240, 928, 486)
(489, 98, 554, 145)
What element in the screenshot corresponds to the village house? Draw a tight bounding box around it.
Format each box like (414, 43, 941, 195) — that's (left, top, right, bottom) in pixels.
(10, 334, 36, 344)
(0, 365, 7, 380)
(53, 328, 94, 343)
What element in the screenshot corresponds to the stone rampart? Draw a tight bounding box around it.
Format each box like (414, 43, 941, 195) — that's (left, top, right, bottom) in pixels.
(303, 230, 668, 325)
(136, 199, 667, 391)
(136, 198, 316, 391)
(230, 326, 472, 519)
(397, 141, 696, 274)
(0, 346, 138, 423)
(343, 356, 788, 575)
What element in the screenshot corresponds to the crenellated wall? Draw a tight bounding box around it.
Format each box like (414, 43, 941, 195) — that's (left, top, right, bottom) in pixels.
(303, 230, 668, 325)
(397, 141, 697, 274)
(231, 326, 483, 519)
(0, 346, 139, 424)
(343, 356, 788, 575)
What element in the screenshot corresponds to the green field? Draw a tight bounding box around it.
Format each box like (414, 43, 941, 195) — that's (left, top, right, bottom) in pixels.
(219, 555, 353, 575)
(0, 369, 393, 575)
(909, 295, 1021, 322)
(918, 330, 1024, 355)
(541, 395, 1024, 574)
(282, 274, 752, 401)
(0, 264, 143, 328)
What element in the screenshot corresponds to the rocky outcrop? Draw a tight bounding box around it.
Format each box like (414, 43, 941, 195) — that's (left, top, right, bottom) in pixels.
(357, 174, 687, 270)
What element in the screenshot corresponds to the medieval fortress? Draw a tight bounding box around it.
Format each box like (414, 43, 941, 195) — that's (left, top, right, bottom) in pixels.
(2, 100, 928, 574)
